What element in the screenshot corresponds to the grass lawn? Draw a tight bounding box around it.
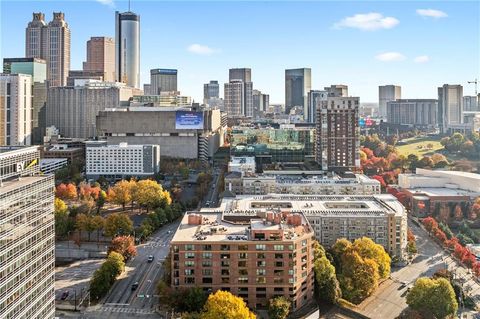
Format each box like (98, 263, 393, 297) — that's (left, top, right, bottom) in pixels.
(396, 136, 444, 157)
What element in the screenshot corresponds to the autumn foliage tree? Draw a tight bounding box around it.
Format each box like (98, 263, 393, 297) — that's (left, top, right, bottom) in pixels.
(55, 183, 77, 200)
(267, 296, 291, 319)
(108, 236, 137, 261)
(200, 290, 255, 319)
(108, 180, 135, 210)
(104, 213, 134, 237)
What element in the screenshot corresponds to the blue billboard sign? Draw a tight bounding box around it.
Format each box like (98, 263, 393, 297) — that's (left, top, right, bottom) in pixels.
(175, 111, 204, 130)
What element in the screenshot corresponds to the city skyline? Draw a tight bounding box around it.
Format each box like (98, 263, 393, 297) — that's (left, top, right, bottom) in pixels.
(1, 1, 478, 103)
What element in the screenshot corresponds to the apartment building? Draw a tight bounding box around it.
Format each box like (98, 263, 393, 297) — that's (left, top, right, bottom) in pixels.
(0, 146, 55, 319)
(171, 209, 315, 310)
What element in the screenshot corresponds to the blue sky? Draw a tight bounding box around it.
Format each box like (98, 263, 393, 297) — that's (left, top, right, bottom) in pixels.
(1, 0, 479, 103)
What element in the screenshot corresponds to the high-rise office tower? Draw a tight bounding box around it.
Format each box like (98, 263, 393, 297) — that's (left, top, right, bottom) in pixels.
(224, 68, 253, 117)
(204, 80, 219, 100)
(0, 146, 55, 319)
(387, 99, 438, 128)
(83, 37, 116, 82)
(115, 11, 140, 88)
(325, 84, 348, 97)
(438, 84, 463, 133)
(3, 58, 47, 144)
(150, 69, 177, 94)
(25, 12, 70, 87)
(463, 96, 479, 112)
(379, 85, 401, 119)
(0, 74, 32, 145)
(307, 90, 328, 123)
(285, 68, 311, 116)
(316, 96, 360, 171)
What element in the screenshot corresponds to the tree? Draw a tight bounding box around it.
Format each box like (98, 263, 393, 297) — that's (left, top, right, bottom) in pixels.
(352, 237, 391, 279)
(200, 290, 255, 319)
(134, 179, 172, 213)
(75, 213, 90, 243)
(109, 180, 135, 210)
(314, 256, 341, 303)
(55, 198, 68, 214)
(56, 183, 77, 200)
(183, 287, 208, 313)
(406, 277, 458, 318)
(109, 236, 137, 261)
(104, 251, 125, 276)
(91, 215, 105, 242)
(96, 190, 107, 214)
(104, 213, 134, 237)
(312, 240, 326, 260)
(267, 296, 291, 319)
(422, 217, 438, 234)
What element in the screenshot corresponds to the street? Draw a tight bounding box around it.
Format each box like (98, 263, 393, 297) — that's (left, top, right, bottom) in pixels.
(358, 218, 480, 319)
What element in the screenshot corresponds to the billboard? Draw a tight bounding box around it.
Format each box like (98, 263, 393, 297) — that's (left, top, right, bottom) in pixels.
(175, 111, 204, 130)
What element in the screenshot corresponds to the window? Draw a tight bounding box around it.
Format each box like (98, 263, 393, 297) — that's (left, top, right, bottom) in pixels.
(275, 253, 283, 259)
(221, 245, 230, 251)
(202, 261, 212, 267)
(239, 269, 248, 276)
(185, 244, 195, 251)
(238, 261, 247, 267)
(256, 244, 266, 251)
(185, 252, 194, 259)
(257, 253, 266, 259)
(238, 244, 248, 251)
(202, 244, 212, 251)
(202, 252, 212, 259)
(257, 261, 266, 267)
(202, 277, 212, 284)
(238, 253, 248, 259)
(202, 269, 212, 276)
(274, 245, 284, 251)
(238, 277, 248, 284)
(256, 277, 266, 284)
(222, 269, 230, 276)
(256, 269, 266, 276)
(275, 261, 284, 267)
(185, 261, 194, 267)
(185, 269, 194, 275)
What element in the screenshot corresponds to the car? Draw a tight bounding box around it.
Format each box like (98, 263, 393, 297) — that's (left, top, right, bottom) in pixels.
(167, 230, 172, 234)
(131, 282, 139, 291)
(399, 282, 407, 289)
(147, 255, 154, 263)
(60, 291, 69, 300)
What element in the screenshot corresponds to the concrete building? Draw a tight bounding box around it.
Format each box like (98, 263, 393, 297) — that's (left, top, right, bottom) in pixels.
(83, 37, 115, 82)
(25, 12, 70, 87)
(228, 156, 256, 175)
(325, 85, 348, 97)
(41, 142, 84, 164)
(150, 69, 177, 95)
(204, 80, 219, 102)
(96, 107, 226, 161)
(39, 157, 68, 174)
(285, 68, 311, 116)
(386, 99, 438, 128)
(399, 168, 480, 218)
(307, 90, 328, 123)
(67, 70, 104, 86)
(3, 57, 48, 144)
(130, 94, 192, 108)
(115, 11, 140, 88)
(0, 74, 32, 145)
(170, 209, 315, 310)
(379, 85, 401, 119)
(0, 146, 55, 319)
(316, 96, 360, 171)
(46, 80, 139, 139)
(225, 68, 253, 117)
(252, 90, 269, 117)
(86, 141, 160, 180)
(463, 96, 479, 112)
(438, 84, 463, 133)
(225, 171, 381, 196)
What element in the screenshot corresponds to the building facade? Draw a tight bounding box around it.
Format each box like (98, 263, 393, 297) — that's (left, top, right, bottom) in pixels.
(3, 57, 48, 144)
(86, 141, 160, 180)
(224, 68, 253, 117)
(115, 11, 140, 88)
(0, 146, 55, 319)
(379, 85, 401, 119)
(46, 81, 138, 139)
(386, 99, 438, 128)
(0, 74, 32, 145)
(25, 12, 70, 87)
(150, 69, 177, 95)
(285, 68, 311, 116)
(325, 85, 348, 98)
(463, 96, 479, 112)
(171, 209, 315, 310)
(83, 37, 115, 82)
(316, 97, 360, 171)
(307, 90, 327, 124)
(438, 84, 463, 133)
(204, 80, 220, 102)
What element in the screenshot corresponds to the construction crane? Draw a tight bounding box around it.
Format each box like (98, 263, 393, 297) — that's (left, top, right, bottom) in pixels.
(468, 78, 478, 95)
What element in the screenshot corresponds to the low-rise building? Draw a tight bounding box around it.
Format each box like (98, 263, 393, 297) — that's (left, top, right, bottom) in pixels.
(41, 143, 84, 164)
(398, 168, 480, 217)
(171, 209, 315, 310)
(224, 171, 381, 196)
(228, 156, 256, 175)
(386, 99, 438, 128)
(39, 158, 68, 174)
(85, 141, 160, 180)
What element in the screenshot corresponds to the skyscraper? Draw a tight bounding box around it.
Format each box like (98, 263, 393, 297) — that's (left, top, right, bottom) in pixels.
(204, 80, 220, 100)
(25, 12, 70, 87)
(83, 37, 116, 82)
(316, 96, 360, 171)
(438, 84, 463, 133)
(307, 90, 328, 123)
(325, 84, 348, 97)
(463, 96, 479, 112)
(0, 74, 32, 145)
(379, 85, 401, 118)
(285, 68, 311, 116)
(0, 146, 55, 319)
(3, 57, 47, 144)
(150, 69, 177, 94)
(224, 68, 253, 117)
(115, 11, 140, 88)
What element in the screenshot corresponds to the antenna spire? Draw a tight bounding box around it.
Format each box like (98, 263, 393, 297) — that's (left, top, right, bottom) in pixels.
(128, 0, 131, 11)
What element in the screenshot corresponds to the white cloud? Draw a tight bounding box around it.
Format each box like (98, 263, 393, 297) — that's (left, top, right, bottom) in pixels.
(414, 55, 430, 63)
(187, 44, 216, 55)
(333, 13, 399, 31)
(375, 52, 406, 62)
(416, 9, 448, 18)
(96, 0, 115, 8)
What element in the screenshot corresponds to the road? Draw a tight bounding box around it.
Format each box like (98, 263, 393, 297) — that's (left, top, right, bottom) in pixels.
(358, 218, 480, 318)
(77, 220, 181, 318)
(201, 168, 221, 208)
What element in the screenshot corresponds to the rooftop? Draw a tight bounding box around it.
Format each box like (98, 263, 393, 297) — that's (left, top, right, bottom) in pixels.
(0, 175, 51, 195)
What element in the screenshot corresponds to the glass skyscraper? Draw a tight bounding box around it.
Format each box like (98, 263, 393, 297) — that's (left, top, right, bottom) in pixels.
(115, 11, 140, 88)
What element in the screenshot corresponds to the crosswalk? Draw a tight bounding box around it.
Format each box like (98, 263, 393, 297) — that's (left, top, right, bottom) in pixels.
(100, 306, 155, 314)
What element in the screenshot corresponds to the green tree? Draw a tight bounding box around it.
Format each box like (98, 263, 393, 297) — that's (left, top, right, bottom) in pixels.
(312, 240, 326, 260)
(104, 213, 134, 237)
(89, 266, 112, 300)
(352, 237, 391, 279)
(183, 287, 208, 313)
(134, 179, 171, 213)
(406, 277, 458, 318)
(200, 290, 255, 319)
(267, 296, 291, 319)
(91, 215, 105, 242)
(75, 213, 89, 243)
(96, 190, 107, 214)
(314, 256, 341, 303)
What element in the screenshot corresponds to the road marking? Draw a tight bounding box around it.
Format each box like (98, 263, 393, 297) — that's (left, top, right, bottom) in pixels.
(104, 302, 130, 306)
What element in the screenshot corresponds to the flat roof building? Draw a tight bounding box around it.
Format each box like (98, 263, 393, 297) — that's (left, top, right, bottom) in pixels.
(171, 208, 315, 310)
